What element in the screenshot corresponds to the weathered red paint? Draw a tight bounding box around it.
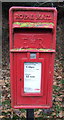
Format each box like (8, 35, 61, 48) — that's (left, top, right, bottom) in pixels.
(9, 7, 57, 109)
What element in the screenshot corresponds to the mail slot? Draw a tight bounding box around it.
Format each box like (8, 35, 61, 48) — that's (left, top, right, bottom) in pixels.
(9, 7, 57, 109)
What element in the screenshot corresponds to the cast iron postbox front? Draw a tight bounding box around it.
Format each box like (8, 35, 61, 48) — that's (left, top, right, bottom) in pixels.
(9, 7, 57, 109)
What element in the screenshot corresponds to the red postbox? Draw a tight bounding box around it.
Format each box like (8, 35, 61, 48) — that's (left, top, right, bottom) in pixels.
(9, 7, 57, 109)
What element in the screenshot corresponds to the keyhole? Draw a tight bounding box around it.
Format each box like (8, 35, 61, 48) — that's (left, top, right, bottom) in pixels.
(20, 78, 22, 81)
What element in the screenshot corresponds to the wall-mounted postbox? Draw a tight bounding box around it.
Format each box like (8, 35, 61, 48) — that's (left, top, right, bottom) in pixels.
(9, 7, 57, 109)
